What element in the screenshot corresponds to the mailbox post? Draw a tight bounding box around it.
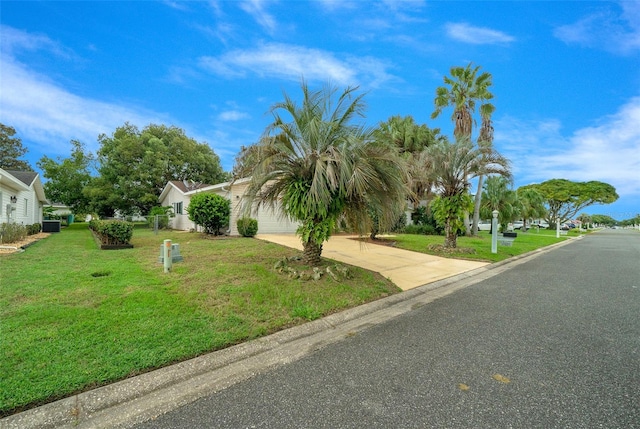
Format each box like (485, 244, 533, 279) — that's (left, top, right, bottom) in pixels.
(491, 210, 499, 254)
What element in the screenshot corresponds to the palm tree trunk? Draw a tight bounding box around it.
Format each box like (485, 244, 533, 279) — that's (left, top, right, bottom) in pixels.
(471, 174, 484, 236)
(444, 220, 457, 248)
(302, 239, 323, 266)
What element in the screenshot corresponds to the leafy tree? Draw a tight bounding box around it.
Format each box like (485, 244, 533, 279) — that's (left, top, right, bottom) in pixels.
(243, 82, 409, 265)
(480, 176, 519, 232)
(420, 138, 511, 248)
(516, 186, 547, 229)
(0, 123, 33, 170)
(521, 179, 619, 226)
(431, 63, 495, 235)
(187, 193, 230, 235)
(86, 123, 228, 215)
(37, 140, 94, 214)
(590, 214, 617, 227)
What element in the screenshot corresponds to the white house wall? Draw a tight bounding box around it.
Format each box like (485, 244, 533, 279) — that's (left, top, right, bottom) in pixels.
(0, 187, 41, 225)
(161, 185, 194, 231)
(229, 181, 299, 235)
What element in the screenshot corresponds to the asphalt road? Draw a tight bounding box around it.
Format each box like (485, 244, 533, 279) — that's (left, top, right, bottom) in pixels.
(133, 229, 639, 429)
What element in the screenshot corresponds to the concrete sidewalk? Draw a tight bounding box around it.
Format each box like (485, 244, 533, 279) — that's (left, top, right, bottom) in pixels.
(257, 234, 489, 291)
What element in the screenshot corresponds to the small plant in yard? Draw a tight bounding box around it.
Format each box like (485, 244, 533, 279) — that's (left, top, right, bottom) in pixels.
(237, 217, 258, 237)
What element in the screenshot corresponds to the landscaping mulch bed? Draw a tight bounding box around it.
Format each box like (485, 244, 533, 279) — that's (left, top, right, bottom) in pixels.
(0, 233, 51, 254)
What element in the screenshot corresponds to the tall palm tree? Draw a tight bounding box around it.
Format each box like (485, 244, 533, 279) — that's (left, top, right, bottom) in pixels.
(471, 104, 495, 235)
(431, 63, 495, 235)
(243, 82, 409, 265)
(419, 137, 510, 248)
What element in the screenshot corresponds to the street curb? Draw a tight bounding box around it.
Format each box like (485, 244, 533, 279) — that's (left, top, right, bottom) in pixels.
(0, 235, 582, 429)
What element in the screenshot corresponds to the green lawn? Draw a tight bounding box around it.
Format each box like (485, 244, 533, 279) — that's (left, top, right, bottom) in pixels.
(0, 224, 399, 416)
(388, 228, 581, 262)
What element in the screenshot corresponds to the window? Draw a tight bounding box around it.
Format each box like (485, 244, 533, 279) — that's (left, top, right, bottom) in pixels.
(173, 201, 183, 215)
(24, 198, 28, 216)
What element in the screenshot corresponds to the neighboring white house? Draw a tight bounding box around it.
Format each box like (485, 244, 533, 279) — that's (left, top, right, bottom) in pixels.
(0, 168, 47, 226)
(158, 178, 300, 235)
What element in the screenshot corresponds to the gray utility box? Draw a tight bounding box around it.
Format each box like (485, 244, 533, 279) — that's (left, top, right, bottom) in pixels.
(42, 220, 61, 233)
(499, 232, 517, 247)
(158, 243, 184, 263)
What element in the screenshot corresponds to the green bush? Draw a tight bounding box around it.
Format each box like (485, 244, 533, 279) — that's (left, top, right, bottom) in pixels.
(237, 217, 258, 237)
(88, 219, 134, 245)
(0, 223, 27, 244)
(187, 193, 230, 235)
(147, 206, 172, 229)
(403, 224, 438, 235)
(27, 224, 42, 235)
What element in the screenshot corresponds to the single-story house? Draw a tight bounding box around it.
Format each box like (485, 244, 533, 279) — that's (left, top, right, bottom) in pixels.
(158, 178, 300, 235)
(0, 168, 47, 226)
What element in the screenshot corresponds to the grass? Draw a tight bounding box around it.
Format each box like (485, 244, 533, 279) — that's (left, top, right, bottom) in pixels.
(0, 224, 399, 416)
(387, 228, 584, 263)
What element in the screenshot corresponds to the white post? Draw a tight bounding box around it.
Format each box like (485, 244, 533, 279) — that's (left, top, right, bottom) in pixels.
(491, 210, 499, 254)
(163, 239, 172, 273)
(556, 217, 560, 238)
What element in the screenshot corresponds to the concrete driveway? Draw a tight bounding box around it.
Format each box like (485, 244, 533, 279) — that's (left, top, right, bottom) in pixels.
(256, 234, 489, 291)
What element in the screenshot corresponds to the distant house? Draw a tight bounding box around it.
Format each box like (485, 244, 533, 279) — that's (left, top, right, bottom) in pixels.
(0, 168, 47, 226)
(158, 178, 299, 235)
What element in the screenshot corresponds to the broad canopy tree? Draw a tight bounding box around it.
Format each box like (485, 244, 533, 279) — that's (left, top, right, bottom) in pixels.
(0, 123, 33, 171)
(243, 82, 410, 265)
(85, 123, 228, 216)
(521, 179, 618, 226)
(37, 140, 94, 214)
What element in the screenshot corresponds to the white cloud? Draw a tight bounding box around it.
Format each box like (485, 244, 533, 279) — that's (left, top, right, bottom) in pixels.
(445, 22, 515, 45)
(239, 0, 277, 34)
(217, 110, 250, 121)
(0, 25, 74, 59)
(554, 2, 640, 55)
(198, 43, 395, 87)
(0, 58, 167, 156)
(496, 98, 640, 199)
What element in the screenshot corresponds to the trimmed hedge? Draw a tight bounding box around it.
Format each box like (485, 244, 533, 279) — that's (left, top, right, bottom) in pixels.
(89, 219, 134, 246)
(237, 217, 258, 237)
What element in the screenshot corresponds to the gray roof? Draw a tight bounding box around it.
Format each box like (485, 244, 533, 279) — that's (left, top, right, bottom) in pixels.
(6, 170, 38, 187)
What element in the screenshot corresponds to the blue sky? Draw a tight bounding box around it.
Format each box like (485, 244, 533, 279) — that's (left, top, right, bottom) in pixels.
(1, 1, 639, 219)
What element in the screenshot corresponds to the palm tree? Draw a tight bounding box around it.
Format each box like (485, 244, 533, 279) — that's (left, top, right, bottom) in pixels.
(471, 105, 495, 235)
(480, 175, 519, 232)
(374, 115, 443, 205)
(431, 63, 495, 235)
(243, 82, 409, 265)
(516, 187, 547, 230)
(419, 138, 510, 248)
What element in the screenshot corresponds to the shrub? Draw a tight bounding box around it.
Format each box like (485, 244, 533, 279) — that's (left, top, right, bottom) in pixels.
(0, 223, 27, 244)
(27, 224, 42, 235)
(148, 206, 172, 230)
(187, 193, 230, 235)
(89, 219, 134, 245)
(237, 217, 258, 237)
(403, 224, 439, 235)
